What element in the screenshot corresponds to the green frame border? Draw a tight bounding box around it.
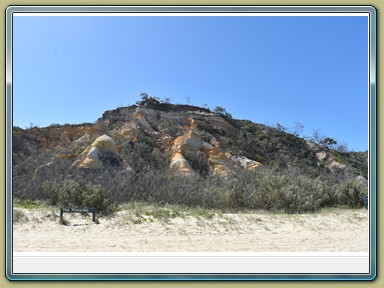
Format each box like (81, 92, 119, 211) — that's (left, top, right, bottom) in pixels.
(1, 1, 380, 286)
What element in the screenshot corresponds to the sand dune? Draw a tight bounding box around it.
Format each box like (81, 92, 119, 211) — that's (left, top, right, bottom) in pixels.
(13, 207, 369, 252)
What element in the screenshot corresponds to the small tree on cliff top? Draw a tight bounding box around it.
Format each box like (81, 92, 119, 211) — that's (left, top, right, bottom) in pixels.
(136, 93, 161, 107)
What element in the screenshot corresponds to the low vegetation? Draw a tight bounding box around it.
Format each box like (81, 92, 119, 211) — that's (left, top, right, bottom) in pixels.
(13, 153, 367, 215)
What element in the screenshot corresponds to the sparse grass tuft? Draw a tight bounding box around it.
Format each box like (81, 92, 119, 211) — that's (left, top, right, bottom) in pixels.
(14, 199, 48, 209)
(114, 202, 222, 225)
(13, 209, 27, 223)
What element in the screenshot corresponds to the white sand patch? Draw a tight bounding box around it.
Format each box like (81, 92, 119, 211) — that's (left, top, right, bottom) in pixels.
(13, 207, 368, 253)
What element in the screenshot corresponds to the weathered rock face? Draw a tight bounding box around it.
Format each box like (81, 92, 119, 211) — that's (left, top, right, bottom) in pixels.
(75, 134, 130, 170)
(232, 156, 262, 171)
(169, 150, 196, 176)
(204, 146, 233, 176)
(355, 175, 368, 187)
(313, 149, 348, 172)
(170, 122, 205, 176)
(13, 125, 97, 156)
(14, 103, 368, 184)
(169, 118, 237, 176)
(316, 151, 327, 161)
(329, 159, 346, 171)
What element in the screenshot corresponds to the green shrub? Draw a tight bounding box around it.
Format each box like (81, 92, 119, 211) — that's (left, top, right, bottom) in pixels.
(42, 180, 61, 206)
(253, 168, 326, 213)
(57, 179, 82, 207)
(334, 180, 367, 208)
(229, 182, 246, 209)
(253, 154, 264, 163)
(42, 179, 113, 214)
(81, 184, 112, 214)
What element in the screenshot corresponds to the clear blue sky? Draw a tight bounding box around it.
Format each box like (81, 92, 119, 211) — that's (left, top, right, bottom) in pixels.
(13, 14, 369, 151)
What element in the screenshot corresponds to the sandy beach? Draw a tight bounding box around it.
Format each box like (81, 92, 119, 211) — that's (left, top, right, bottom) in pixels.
(13, 206, 369, 253)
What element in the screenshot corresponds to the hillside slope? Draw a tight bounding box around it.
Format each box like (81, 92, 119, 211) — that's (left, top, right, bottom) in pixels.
(12, 102, 368, 213)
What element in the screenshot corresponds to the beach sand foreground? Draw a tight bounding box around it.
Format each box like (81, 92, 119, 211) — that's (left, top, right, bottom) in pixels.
(13, 207, 368, 252)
